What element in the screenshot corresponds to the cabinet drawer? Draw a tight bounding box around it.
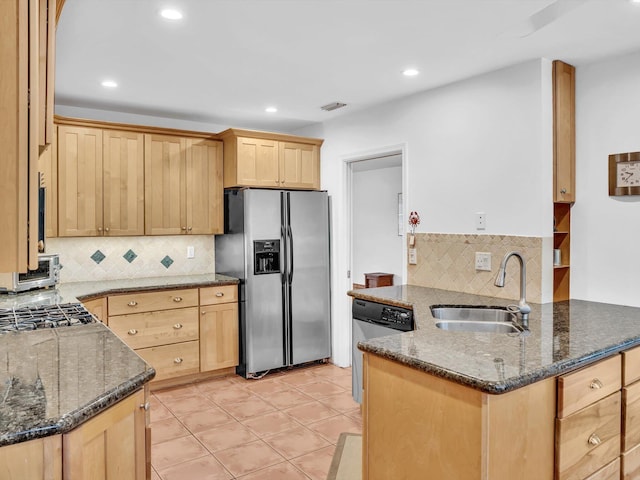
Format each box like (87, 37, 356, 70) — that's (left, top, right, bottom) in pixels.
(623, 346, 640, 386)
(622, 442, 640, 479)
(556, 392, 621, 480)
(624, 381, 640, 451)
(585, 457, 620, 480)
(108, 289, 198, 315)
(135, 341, 199, 382)
(200, 285, 237, 305)
(108, 307, 199, 349)
(558, 355, 621, 418)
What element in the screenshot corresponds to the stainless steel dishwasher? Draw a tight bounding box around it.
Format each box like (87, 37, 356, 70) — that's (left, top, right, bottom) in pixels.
(352, 298, 413, 403)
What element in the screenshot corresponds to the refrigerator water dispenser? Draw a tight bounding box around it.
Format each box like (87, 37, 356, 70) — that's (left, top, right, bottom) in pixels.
(254, 240, 280, 274)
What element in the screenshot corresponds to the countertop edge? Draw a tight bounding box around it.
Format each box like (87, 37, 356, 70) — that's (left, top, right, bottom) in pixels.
(358, 340, 640, 394)
(75, 278, 239, 302)
(0, 368, 156, 447)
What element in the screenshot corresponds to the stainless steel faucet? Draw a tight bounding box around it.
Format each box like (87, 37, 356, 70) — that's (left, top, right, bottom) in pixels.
(494, 251, 531, 323)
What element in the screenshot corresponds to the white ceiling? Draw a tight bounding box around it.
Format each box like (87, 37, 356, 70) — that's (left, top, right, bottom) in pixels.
(55, 0, 640, 132)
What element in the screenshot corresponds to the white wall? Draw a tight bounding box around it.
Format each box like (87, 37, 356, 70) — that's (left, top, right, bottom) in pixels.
(572, 51, 640, 307)
(352, 165, 403, 285)
(296, 59, 554, 366)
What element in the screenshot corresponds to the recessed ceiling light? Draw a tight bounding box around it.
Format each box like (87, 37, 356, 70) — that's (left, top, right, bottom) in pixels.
(265, 107, 278, 113)
(403, 69, 419, 77)
(101, 80, 118, 88)
(160, 8, 183, 20)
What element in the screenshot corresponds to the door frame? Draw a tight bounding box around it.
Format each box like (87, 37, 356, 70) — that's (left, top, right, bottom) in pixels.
(339, 143, 408, 367)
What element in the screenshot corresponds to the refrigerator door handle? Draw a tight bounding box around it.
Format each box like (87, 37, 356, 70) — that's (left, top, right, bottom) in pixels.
(287, 225, 294, 285)
(280, 224, 287, 285)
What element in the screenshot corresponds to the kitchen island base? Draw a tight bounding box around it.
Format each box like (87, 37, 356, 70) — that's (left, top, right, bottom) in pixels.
(362, 352, 555, 480)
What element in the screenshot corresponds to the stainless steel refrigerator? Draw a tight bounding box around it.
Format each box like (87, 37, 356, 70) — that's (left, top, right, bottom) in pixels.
(215, 188, 331, 378)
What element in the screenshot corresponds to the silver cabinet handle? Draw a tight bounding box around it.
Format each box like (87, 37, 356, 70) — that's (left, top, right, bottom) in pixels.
(173, 296, 183, 302)
(98, 227, 103, 232)
(173, 323, 183, 330)
(181, 226, 187, 231)
(201, 310, 206, 315)
(140, 402, 150, 411)
(588, 433, 601, 446)
(128, 329, 138, 335)
(128, 300, 138, 307)
(188, 227, 192, 231)
(105, 227, 110, 232)
(215, 292, 224, 297)
(590, 379, 603, 390)
(560, 188, 567, 194)
(174, 357, 183, 364)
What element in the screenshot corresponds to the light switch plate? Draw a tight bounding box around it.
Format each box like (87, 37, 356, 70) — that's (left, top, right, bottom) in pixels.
(408, 248, 417, 265)
(475, 252, 491, 271)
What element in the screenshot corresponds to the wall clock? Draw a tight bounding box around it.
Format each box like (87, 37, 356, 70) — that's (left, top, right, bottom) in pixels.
(609, 152, 640, 196)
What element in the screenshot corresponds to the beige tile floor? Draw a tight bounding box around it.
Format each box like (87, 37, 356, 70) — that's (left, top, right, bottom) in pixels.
(150, 363, 361, 480)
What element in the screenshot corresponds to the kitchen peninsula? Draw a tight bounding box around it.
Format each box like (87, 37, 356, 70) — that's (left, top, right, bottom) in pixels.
(349, 285, 640, 480)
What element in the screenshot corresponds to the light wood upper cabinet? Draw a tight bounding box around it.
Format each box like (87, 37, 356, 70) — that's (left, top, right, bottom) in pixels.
(58, 126, 144, 236)
(221, 129, 323, 190)
(145, 135, 222, 235)
(57, 126, 103, 236)
(103, 130, 145, 236)
(38, 0, 55, 146)
(0, 0, 52, 272)
(186, 138, 223, 235)
(38, 132, 58, 238)
(553, 60, 576, 203)
(62, 389, 147, 480)
(279, 141, 320, 189)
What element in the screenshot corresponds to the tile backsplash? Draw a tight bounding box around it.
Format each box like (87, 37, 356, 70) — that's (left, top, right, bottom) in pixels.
(47, 236, 215, 283)
(408, 233, 551, 303)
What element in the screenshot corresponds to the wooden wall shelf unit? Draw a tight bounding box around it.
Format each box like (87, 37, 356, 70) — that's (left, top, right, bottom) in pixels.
(554, 202, 571, 302)
(552, 59, 575, 302)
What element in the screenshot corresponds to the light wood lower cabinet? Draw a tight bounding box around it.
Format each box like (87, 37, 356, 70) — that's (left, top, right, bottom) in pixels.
(586, 458, 620, 480)
(0, 435, 62, 480)
(63, 389, 147, 480)
(136, 341, 200, 382)
(104, 285, 239, 384)
(362, 352, 556, 480)
(82, 297, 108, 324)
(555, 393, 621, 480)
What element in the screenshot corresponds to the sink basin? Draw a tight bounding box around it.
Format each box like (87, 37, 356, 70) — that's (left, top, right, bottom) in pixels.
(430, 305, 523, 334)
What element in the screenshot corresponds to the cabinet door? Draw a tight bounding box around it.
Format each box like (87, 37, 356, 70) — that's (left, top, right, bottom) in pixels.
(82, 297, 107, 324)
(63, 390, 146, 480)
(58, 126, 103, 237)
(38, 0, 55, 146)
(103, 131, 145, 236)
(144, 134, 186, 235)
(38, 131, 57, 238)
(200, 303, 239, 372)
(186, 139, 223, 234)
(553, 60, 575, 203)
(0, 435, 62, 480)
(236, 137, 280, 187)
(280, 142, 320, 190)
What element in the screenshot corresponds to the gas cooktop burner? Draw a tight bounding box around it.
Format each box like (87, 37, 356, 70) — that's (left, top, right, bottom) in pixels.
(0, 303, 96, 334)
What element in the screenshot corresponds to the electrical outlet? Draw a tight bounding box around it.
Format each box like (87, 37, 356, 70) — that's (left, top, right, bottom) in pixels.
(475, 252, 491, 271)
(408, 248, 417, 265)
(475, 212, 486, 230)
(187, 246, 195, 259)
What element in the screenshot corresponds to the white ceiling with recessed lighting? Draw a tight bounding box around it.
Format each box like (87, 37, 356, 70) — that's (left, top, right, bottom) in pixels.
(55, 0, 640, 132)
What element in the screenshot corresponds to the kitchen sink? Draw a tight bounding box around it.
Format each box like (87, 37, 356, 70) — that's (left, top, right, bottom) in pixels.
(430, 305, 524, 334)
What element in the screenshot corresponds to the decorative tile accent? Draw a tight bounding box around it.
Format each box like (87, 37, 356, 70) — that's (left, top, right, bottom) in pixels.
(161, 255, 174, 269)
(47, 236, 215, 283)
(123, 249, 137, 263)
(90, 250, 106, 264)
(407, 233, 546, 303)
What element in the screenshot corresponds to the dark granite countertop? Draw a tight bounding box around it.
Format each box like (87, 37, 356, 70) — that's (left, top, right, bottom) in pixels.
(349, 285, 640, 394)
(0, 322, 155, 447)
(0, 274, 239, 447)
(0, 273, 239, 309)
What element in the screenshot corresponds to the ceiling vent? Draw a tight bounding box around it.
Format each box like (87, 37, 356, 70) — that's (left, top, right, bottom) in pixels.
(320, 102, 347, 112)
